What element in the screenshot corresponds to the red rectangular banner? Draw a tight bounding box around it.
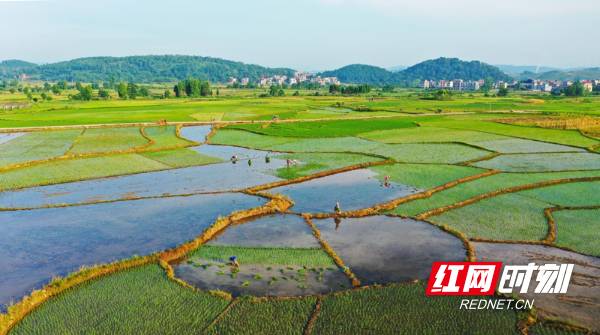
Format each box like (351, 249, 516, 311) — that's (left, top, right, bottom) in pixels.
(426, 262, 502, 295)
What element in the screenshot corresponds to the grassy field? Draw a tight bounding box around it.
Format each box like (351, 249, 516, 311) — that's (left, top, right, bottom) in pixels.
(144, 126, 195, 149)
(518, 181, 600, 207)
(551, 209, 600, 256)
(428, 193, 550, 241)
(188, 245, 336, 267)
(0, 129, 82, 167)
(0, 154, 169, 191)
(206, 297, 317, 335)
(473, 153, 600, 172)
(139, 148, 226, 167)
(68, 127, 148, 154)
(266, 152, 383, 179)
(9, 265, 231, 335)
(210, 129, 298, 149)
(311, 284, 519, 334)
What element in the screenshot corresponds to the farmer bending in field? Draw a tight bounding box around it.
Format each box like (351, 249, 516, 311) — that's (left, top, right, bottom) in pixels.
(286, 158, 291, 167)
(334, 201, 341, 213)
(229, 256, 239, 267)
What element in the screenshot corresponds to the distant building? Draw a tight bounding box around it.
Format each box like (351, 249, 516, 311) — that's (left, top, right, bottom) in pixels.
(19, 74, 30, 80)
(462, 81, 480, 91)
(452, 79, 463, 90)
(418, 80, 430, 89)
(241, 78, 249, 85)
(258, 77, 269, 85)
(436, 81, 452, 89)
(228, 77, 237, 84)
(288, 77, 297, 85)
(582, 81, 594, 92)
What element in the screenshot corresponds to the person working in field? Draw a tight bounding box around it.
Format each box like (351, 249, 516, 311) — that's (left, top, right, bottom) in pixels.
(334, 201, 341, 213)
(229, 256, 239, 267)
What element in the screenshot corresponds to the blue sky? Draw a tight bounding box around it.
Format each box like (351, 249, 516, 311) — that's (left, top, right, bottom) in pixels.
(0, 0, 598, 71)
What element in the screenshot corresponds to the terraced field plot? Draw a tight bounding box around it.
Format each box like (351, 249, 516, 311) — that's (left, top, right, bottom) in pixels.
(0, 129, 82, 167)
(551, 209, 600, 256)
(10, 265, 231, 335)
(139, 148, 226, 167)
(359, 126, 508, 143)
(144, 125, 195, 149)
(368, 163, 487, 189)
(68, 127, 148, 154)
(472, 138, 586, 153)
(472, 153, 600, 172)
(429, 193, 550, 241)
(390, 170, 600, 217)
(517, 180, 600, 207)
(267, 153, 383, 179)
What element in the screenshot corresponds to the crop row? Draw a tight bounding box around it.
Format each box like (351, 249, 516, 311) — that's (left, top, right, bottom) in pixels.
(551, 209, 600, 256)
(188, 245, 337, 267)
(0, 129, 82, 168)
(390, 170, 600, 217)
(144, 126, 195, 149)
(139, 149, 225, 168)
(428, 193, 550, 241)
(68, 127, 148, 155)
(473, 153, 600, 172)
(9, 264, 230, 335)
(0, 154, 169, 190)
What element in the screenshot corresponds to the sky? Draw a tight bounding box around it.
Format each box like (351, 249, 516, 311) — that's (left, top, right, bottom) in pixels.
(0, 0, 598, 71)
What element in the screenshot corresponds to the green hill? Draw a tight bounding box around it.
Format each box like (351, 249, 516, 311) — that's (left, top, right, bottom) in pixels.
(319, 64, 401, 85)
(319, 58, 512, 86)
(0, 55, 296, 83)
(517, 68, 600, 81)
(399, 58, 513, 82)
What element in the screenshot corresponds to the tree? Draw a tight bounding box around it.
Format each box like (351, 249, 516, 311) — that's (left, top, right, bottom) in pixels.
(381, 84, 395, 93)
(80, 85, 93, 101)
(45, 95, 53, 102)
(216, 89, 220, 96)
(329, 84, 341, 94)
(57, 80, 68, 89)
(98, 89, 110, 99)
(269, 85, 278, 96)
(563, 80, 587, 97)
(26, 92, 33, 101)
(41, 92, 47, 101)
(164, 90, 171, 98)
(9, 87, 16, 94)
(139, 86, 150, 97)
(293, 91, 300, 96)
(11, 79, 19, 87)
(593, 84, 600, 92)
(75, 82, 84, 92)
(91, 83, 100, 89)
(117, 82, 128, 99)
(51, 85, 62, 95)
(43, 83, 51, 91)
(23, 87, 30, 95)
(433, 89, 454, 100)
(497, 86, 510, 97)
(480, 77, 493, 92)
(277, 89, 285, 97)
(127, 82, 138, 99)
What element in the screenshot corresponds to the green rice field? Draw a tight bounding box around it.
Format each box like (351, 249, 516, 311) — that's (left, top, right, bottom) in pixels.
(139, 148, 226, 167)
(68, 127, 148, 154)
(0, 129, 82, 167)
(517, 181, 600, 207)
(188, 245, 336, 267)
(551, 209, 600, 256)
(368, 163, 487, 189)
(144, 126, 195, 149)
(268, 152, 383, 179)
(9, 265, 231, 335)
(472, 153, 600, 172)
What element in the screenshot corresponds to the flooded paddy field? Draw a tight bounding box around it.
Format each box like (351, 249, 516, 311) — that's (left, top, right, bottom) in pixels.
(0, 132, 26, 145)
(207, 214, 319, 248)
(173, 260, 350, 298)
(0, 145, 285, 208)
(0, 192, 265, 309)
(474, 242, 600, 332)
(179, 125, 213, 143)
(269, 169, 422, 213)
(313, 216, 465, 285)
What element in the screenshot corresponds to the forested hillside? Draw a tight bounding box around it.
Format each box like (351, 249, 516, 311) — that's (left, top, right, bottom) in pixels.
(0, 55, 296, 83)
(319, 64, 401, 85)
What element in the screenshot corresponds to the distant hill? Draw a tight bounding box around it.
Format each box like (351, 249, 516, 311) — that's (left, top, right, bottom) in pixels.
(319, 64, 401, 85)
(0, 60, 38, 69)
(516, 68, 600, 81)
(0, 55, 296, 83)
(399, 58, 513, 82)
(319, 58, 511, 86)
